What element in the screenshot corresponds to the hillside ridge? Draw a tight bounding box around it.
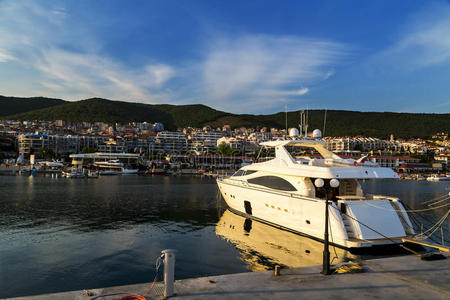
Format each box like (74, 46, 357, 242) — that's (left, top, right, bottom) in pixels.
(1, 96, 448, 138)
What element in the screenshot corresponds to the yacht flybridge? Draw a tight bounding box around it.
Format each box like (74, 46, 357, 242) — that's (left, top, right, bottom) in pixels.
(217, 139, 415, 249)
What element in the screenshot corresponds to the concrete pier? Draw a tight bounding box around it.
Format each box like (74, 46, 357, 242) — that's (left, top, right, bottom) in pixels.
(4, 253, 449, 300)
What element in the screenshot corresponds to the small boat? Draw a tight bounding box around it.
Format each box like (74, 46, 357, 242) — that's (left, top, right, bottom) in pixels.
(99, 170, 120, 176)
(122, 168, 138, 174)
(87, 171, 99, 178)
(426, 174, 450, 181)
(415, 175, 426, 181)
(62, 169, 85, 178)
(18, 169, 31, 176)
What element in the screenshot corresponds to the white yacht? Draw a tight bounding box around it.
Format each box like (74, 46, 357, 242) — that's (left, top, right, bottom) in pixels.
(217, 139, 415, 249)
(96, 160, 138, 175)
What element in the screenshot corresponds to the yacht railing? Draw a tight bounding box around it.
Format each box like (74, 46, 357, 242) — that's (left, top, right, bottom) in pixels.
(365, 194, 400, 202)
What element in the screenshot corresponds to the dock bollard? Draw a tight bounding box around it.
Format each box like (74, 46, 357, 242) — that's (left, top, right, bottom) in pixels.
(162, 249, 177, 298)
(274, 265, 280, 276)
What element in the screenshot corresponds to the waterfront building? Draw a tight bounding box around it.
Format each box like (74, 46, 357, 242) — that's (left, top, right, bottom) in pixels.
(325, 137, 355, 152)
(189, 139, 217, 154)
(97, 139, 127, 153)
(217, 136, 242, 150)
(324, 137, 399, 152)
(434, 152, 450, 166)
(367, 155, 420, 168)
(247, 132, 275, 143)
(153, 131, 188, 153)
(18, 133, 104, 156)
(399, 140, 428, 153)
(188, 130, 223, 153)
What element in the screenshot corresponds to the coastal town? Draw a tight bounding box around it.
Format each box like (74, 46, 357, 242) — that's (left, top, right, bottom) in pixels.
(0, 118, 448, 176)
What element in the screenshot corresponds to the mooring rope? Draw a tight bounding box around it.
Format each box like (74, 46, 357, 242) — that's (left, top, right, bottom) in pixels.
(417, 210, 449, 240)
(90, 255, 163, 300)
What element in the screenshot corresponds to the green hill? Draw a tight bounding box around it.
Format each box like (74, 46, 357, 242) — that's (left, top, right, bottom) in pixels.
(0, 96, 66, 116)
(1, 96, 449, 138)
(2, 98, 230, 129)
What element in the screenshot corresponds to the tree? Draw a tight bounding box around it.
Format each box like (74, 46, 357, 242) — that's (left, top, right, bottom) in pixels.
(38, 147, 55, 159)
(82, 147, 97, 153)
(217, 142, 234, 155)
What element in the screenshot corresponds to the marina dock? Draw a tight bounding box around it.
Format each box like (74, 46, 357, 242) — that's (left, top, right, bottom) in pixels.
(5, 253, 449, 300)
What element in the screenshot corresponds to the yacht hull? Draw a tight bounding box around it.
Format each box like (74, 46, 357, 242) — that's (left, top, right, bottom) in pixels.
(217, 179, 410, 249)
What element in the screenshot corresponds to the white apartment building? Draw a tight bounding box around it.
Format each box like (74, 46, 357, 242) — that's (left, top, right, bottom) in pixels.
(18, 134, 101, 155)
(153, 131, 188, 153)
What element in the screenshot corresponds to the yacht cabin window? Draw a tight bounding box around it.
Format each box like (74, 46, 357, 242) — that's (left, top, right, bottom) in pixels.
(247, 176, 297, 191)
(232, 170, 258, 177)
(232, 170, 245, 177)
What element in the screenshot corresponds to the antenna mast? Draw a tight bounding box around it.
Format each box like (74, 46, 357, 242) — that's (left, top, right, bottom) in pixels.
(299, 110, 308, 138)
(305, 106, 309, 138)
(285, 104, 288, 139)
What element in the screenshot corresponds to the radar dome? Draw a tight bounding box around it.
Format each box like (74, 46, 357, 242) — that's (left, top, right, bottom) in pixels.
(312, 129, 322, 138)
(289, 128, 299, 137)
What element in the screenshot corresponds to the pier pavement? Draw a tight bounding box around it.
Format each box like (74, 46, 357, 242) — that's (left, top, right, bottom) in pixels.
(4, 253, 449, 300)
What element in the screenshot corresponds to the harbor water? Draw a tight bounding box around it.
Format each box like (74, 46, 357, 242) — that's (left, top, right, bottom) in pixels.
(0, 175, 448, 298)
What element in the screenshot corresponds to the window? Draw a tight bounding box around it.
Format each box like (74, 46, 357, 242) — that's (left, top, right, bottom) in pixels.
(232, 170, 258, 177)
(232, 170, 245, 177)
(247, 176, 297, 191)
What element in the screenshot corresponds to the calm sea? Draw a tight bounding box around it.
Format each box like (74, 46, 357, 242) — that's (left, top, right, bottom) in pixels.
(0, 175, 448, 298)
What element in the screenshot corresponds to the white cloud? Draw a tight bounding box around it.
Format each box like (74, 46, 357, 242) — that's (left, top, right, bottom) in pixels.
(0, 1, 174, 102)
(144, 65, 175, 87)
(323, 70, 335, 80)
(376, 3, 450, 70)
(0, 49, 15, 62)
(33, 48, 175, 101)
(196, 35, 347, 111)
(272, 88, 310, 97)
(294, 88, 309, 96)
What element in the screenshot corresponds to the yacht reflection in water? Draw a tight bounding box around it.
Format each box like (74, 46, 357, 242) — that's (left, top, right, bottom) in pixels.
(216, 210, 355, 271)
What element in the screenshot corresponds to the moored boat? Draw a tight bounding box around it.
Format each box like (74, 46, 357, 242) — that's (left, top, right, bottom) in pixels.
(96, 160, 138, 175)
(62, 169, 85, 178)
(426, 174, 450, 181)
(217, 139, 415, 249)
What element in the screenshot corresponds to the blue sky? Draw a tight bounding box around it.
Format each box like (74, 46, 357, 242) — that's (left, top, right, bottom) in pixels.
(0, 0, 449, 114)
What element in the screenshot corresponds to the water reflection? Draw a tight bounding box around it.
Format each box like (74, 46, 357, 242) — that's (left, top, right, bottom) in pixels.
(0, 175, 220, 232)
(216, 210, 354, 271)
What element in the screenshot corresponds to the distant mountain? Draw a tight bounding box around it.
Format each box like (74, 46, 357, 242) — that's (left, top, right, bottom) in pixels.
(1, 96, 449, 138)
(0, 96, 66, 116)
